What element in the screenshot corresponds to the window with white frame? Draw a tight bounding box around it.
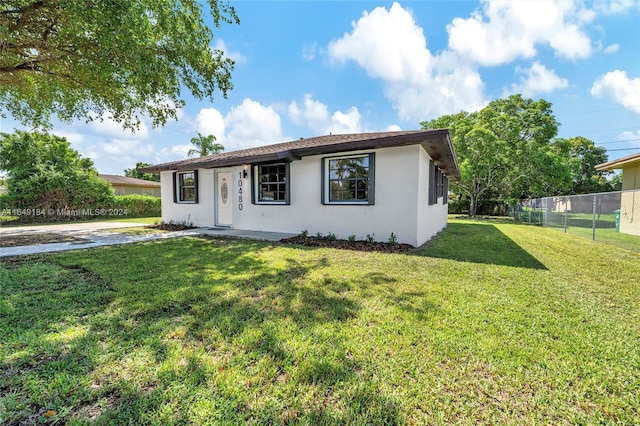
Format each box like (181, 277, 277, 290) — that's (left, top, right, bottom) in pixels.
(173, 171, 198, 203)
(253, 163, 289, 204)
(322, 153, 375, 205)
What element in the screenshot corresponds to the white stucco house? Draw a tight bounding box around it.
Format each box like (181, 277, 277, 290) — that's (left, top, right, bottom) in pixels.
(140, 130, 460, 246)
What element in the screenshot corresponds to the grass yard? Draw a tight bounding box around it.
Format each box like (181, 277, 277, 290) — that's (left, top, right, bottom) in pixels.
(563, 226, 640, 253)
(1, 219, 639, 424)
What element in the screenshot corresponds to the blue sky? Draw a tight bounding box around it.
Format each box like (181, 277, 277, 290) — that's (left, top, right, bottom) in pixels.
(1, 0, 639, 175)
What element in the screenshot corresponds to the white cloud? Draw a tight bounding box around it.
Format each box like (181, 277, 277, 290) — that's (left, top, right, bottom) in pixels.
(213, 38, 247, 65)
(603, 43, 620, 54)
(89, 113, 149, 139)
(103, 139, 154, 157)
(329, 3, 432, 84)
(327, 2, 486, 122)
(302, 42, 317, 61)
(330, 108, 362, 134)
(617, 129, 640, 141)
(594, 0, 640, 14)
(194, 108, 226, 139)
(591, 70, 640, 114)
(154, 144, 192, 164)
(447, 0, 595, 65)
(288, 94, 362, 134)
(386, 124, 402, 131)
(506, 62, 569, 97)
(189, 99, 285, 154)
(54, 130, 84, 147)
(289, 94, 330, 127)
(224, 99, 283, 150)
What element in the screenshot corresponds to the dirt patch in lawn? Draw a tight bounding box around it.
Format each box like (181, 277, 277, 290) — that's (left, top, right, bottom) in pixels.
(0, 233, 86, 248)
(281, 235, 413, 253)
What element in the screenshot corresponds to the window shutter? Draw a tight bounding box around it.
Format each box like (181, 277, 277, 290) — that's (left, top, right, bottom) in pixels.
(193, 170, 199, 204)
(443, 176, 449, 204)
(285, 162, 291, 205)
(172, 171, 177, 203)
(321, 158, 327, 205)
(251, 165, 256, 205)
(428, 161, 436, 205)
(368, 153, 375, 205)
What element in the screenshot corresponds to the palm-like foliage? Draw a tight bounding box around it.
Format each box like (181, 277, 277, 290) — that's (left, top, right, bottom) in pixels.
(188, 132, 225, 157)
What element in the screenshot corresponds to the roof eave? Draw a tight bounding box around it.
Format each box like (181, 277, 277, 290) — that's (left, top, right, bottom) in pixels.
(596, 152, 640, 171)
(139, 130, 461, 180)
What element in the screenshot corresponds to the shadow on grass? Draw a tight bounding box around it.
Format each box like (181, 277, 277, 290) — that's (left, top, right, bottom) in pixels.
(415, 222, 547, 270)
(0, 238, 406, 424)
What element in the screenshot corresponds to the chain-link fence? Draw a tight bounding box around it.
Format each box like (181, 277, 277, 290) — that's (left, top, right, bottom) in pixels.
(510, 190, 640, 253)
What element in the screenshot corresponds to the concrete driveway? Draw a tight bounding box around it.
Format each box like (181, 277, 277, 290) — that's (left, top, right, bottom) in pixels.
(0, 221, 296, 258)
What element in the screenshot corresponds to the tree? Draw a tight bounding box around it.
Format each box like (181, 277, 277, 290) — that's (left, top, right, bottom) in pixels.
(422, 95, 570, 216)
(561, 136, 612, 194)
(188, 132, 224, 157)
(124, 162, 160, 182)
(610, 172, 623, 190)
(0, 130, 113, 216)
(0, 1, 239, 130)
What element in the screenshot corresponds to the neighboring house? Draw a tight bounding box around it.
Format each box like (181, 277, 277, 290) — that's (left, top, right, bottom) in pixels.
(140, 130, 460, 246)
(596, 152, 640, 236)
(99, 174, 161, 197)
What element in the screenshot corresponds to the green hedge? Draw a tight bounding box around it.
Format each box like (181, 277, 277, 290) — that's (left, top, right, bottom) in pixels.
(448, 199, 509, 216)
(0, 193, 12, 211)
(110, 194, 161, 218)
(0, 193, 160, 222)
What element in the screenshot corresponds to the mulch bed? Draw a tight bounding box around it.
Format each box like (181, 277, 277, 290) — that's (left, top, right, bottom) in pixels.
(0, 233, 84, 248)
(281, 235, 413, 253)
(146, 223, 197, 232)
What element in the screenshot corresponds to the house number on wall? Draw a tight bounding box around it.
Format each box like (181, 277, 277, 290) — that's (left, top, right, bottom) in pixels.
(237, 172, 244, 211)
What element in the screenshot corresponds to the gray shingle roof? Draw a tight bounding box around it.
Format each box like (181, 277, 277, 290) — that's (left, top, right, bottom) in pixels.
(140, 130, 460, 180)
(99, 174, 161, 187)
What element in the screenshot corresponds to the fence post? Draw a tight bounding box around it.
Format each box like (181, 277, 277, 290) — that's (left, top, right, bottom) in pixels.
(592, 195, 597, 241)
(564, 197, 568, 233)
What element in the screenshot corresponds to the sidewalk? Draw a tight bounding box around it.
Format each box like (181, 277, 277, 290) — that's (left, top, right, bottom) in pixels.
(0, 221, 296, 258)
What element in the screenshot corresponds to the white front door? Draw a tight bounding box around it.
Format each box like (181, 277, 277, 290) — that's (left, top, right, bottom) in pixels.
(215, 171, 233, 227)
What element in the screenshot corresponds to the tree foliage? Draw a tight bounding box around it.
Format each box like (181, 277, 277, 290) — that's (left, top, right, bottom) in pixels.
(422, 95, 614, 216)
(563, 136, 612, 194)
(124, 162, 160, 182)
(188, 132, 224, 157)
(0, 130, 113, 215)
(0, 0, 239, 130)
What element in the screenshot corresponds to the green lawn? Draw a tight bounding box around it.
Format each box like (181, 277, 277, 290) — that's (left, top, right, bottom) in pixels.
(1, 219, 639, 424)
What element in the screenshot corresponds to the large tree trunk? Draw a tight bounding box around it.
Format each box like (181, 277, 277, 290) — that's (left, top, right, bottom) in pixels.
(469, 195, 478, 217)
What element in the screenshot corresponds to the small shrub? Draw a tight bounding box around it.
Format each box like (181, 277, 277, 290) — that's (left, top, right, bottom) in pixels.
(301, 230, 308, 238)
(388, 232, 398, 246)
(348, 235, 356, 243)
(366, 233, 375, 244)
(327, 232, 336, 241)
(315, 232, 323, 239)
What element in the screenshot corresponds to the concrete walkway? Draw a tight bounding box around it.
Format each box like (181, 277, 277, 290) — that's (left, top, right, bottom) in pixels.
(0, 221, 297, 258)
